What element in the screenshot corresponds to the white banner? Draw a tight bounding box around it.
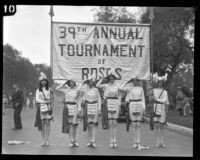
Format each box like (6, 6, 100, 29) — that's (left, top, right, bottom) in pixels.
(52, 22, 150, 85)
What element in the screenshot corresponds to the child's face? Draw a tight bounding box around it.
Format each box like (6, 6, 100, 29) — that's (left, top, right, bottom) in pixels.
(88, 80, 94, 87)
(132, 80, 138, 86)
(109, 76, 115, 83)
(69, 81, 75, 88)
(157, 81, 163, 88)
(41, 80, 47, 86)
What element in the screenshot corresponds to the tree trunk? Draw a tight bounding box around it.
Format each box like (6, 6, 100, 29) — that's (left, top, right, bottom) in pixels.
(165, 64, 178, 109)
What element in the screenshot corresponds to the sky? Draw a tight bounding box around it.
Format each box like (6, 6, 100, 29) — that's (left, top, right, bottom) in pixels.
(3, 5, 141, 66)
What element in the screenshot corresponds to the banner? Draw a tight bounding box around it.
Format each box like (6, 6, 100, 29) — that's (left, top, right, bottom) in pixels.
(52, 22, 150, 85)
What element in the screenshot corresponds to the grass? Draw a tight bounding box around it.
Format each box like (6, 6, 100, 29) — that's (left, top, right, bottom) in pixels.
(145, 106, 193, 129)
(117, 100, 193, 129)
(165, 109, 193, 128)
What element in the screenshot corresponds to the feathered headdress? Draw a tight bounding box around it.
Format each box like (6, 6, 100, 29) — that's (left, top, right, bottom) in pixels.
(107, 68, 118, 80)
(132, 77, 140, 82)
(83, 73, 97, 84)
(88, 73, 96, 81)
(38, 72, 47, 81)
(153, 72, 168, 83)
(62, 73, 77, 86)
(126, 76, 140, 84)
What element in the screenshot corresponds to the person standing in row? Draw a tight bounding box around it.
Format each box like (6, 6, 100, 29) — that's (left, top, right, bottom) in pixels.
(26, 96, 31, 110)
(176, 86, 184, 115)
(81, 76, 101, 148)
(121, 77, 146, 150)
(2, 94, 8, 115)
(181, 88, 191, 116)
(96, 74, 121, 148)
(12, 84, 24, 130)
(55, 79, 82, 147)
(35, 72, 54, 146)
(153, 79, 169, 148)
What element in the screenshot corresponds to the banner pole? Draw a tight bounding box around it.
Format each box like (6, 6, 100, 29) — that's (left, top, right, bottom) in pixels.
(49, 5, 54, 77)
(149, 7, 154, 114)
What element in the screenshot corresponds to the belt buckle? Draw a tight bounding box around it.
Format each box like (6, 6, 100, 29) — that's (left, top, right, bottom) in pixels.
(132, 112, 140, 115)
(88, 114, 95, 118)
(108, 110, 116, 114)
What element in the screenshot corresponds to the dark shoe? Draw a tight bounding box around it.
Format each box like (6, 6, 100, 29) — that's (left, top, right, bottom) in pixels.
(91, 142, 96, 148)
(113, 142, 118, 148)
(155, 143, 161, 148)
(110, 142, 114, 148)
(69, 142, 74, 148)
(133, 143, 138, 149)
(160, 144, 167, 148)
(137, 143, 142, 150)
(73, 141, 79, 147)
(86, 142, 93, 147)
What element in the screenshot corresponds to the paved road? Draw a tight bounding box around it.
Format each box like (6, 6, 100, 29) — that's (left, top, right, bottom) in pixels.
(2, 104, 193, 156)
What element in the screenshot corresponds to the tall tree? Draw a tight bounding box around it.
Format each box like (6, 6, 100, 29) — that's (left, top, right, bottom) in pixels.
(3, 44, 50, 96)
(140, 7, 194, 87)
(92, 6, 137, 23)
(139, 7, 194, 107)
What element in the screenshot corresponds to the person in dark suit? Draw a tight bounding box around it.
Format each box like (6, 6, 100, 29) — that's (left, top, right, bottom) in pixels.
(12, 84, 24, 130)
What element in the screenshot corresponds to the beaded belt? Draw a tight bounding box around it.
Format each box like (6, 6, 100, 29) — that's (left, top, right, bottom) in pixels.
(130, 99, 141, 102)
(106, 97, 118, 100)
(64, 101, 76, 105)
(154, 101, 164, 104)
(85, 100, 97, 104)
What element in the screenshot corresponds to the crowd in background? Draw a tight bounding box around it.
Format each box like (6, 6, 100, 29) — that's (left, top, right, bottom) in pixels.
(2, 91, 36, 115)
(176, 86, 193, 116)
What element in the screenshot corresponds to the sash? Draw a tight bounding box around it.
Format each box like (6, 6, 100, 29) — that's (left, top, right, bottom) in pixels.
(82, 102, 88, 132)
(40, 90, 51, 113)
(34, 103, 42, 131)
(150, 113, 154, 130)
(102, 99, 109, 129)
(62, 103, 69, 134)
(126, 102, 131, 132)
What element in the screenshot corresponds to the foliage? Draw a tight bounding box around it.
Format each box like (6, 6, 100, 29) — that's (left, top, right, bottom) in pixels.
(139, 7, 194, 107)
(3, 44, 52, 96)
(140, 7, 194, 81)
(92, 6, 137, 23)
(169, 62, 193, 105)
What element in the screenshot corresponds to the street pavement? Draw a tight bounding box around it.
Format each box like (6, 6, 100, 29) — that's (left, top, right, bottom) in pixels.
(2, 104, 193, 156)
